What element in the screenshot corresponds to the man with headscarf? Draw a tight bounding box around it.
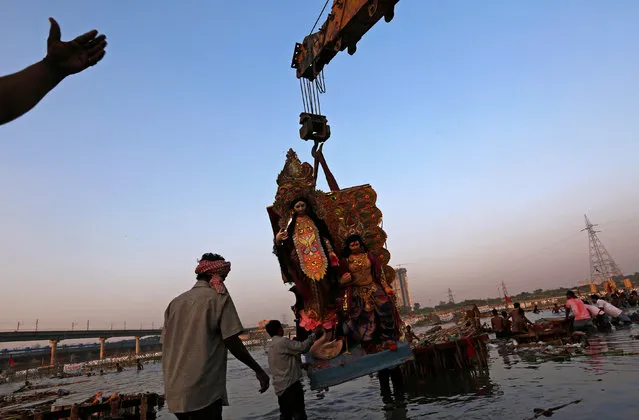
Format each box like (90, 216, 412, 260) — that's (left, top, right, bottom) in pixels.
(162, 253, 270, 420)
(0, 18, 107, 126)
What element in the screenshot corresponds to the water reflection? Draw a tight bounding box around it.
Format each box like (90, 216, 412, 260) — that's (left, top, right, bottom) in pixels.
(403, 369, 498, 403)
(496, 343, 513, 367)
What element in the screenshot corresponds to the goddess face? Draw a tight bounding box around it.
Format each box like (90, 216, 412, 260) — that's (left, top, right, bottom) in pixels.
(293, 200, 307, 215)
(349, 239, 363, 254)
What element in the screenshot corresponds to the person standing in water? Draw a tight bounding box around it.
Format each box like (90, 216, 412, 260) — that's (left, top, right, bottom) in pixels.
(501, 311, 512, 335)
(162, 253, 270, 420)
(565, 291, 594, 332)
(509, 303, 534, 334)
(265, 320, 323, 420)
(404, 325, 419, 344)
(491, 309, 507, 338)
(591, 294, 632, 325)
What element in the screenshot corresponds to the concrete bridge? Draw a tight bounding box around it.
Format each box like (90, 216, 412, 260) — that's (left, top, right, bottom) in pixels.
(0, 326, 285, 366)
(0, 329, 161, 365)
(0, 329, 161, 343)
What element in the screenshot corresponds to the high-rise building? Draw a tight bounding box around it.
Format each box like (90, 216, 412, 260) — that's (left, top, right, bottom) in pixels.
(392, 267, 412, 310)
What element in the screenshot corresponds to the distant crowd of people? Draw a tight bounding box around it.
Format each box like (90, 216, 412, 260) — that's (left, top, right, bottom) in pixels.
(565, 290, 635, 332)
(490, 289, 636, 337)
(490, 303, 534, 338)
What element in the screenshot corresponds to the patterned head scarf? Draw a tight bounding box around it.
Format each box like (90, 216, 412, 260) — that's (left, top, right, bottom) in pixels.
(195, 259, 231, 294)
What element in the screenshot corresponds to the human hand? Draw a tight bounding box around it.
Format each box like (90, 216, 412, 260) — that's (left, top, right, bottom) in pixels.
(275, 228, 289, 243)
(255, 369, 270, 393)
(44, 17, 107, 78)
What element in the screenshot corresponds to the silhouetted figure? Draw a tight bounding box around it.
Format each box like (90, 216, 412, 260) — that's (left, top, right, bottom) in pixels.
(0, 18, 107, 125)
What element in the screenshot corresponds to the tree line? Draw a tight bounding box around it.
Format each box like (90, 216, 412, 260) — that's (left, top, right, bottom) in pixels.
(404, 272, 638, 314)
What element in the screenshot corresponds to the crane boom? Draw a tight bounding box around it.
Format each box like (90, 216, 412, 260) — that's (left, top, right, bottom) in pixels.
(292, 0, 399, 81)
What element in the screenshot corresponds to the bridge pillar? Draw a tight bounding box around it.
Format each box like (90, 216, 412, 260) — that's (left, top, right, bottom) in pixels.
(135, 336, 140, 355)
(49, 340, 58, 366)
(99, 337, 107, 360)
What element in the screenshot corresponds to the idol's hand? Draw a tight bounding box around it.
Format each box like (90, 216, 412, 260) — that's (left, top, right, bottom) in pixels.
(328, 251, 339, 266)
(384, 287, 395, 297)
(339, 273, 352, 285)
(275, 228, 289, 243)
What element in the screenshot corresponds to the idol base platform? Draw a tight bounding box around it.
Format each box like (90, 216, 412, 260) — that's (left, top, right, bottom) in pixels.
(305, 342, 414, 390)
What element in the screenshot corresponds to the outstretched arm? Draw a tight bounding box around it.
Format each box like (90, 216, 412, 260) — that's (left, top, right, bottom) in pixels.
(218, 296, 269, 393)
(223, 335, 261, 370)
(283, 331, 318, 355)
(223, 335, 270, 392)
(0, 18, 106, 126)
(0, 61, 64, 125)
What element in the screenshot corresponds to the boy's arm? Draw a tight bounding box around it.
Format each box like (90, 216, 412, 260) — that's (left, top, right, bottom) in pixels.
(283, 326, 324, 355)
(283, 333, 316, 355)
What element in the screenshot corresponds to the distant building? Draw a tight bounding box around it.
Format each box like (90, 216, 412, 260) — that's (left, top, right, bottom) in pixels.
(392, 267, 412, 310)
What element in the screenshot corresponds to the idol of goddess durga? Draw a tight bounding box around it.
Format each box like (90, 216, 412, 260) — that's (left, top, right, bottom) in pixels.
(273, 197, 341, 336)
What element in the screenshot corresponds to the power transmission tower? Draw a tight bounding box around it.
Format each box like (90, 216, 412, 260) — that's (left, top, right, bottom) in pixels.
(501, 281, 509, 298)
(582, 215, 623, 284)
(447, 288, 455, 305)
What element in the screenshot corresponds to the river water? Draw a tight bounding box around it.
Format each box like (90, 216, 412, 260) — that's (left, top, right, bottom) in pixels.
(2, 312, 638, 419)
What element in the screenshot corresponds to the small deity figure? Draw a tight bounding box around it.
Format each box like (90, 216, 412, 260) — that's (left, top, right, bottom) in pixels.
(274, 197, 340, 334)
(338, 234, 401, 351)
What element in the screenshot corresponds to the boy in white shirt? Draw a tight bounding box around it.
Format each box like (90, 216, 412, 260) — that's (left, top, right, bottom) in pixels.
(265, 320, 323, 420)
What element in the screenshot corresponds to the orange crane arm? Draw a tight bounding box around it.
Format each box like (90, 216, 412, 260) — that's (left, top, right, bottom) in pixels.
(292, 0, 399, 81)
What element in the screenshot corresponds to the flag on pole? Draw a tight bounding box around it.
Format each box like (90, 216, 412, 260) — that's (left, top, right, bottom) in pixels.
(504, 295, 512, 303)
(8, 356, 15, 367)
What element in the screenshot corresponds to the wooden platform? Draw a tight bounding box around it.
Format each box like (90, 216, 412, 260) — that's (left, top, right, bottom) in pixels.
(4, 393, 164, 420)
(403, 334, 489, 376)
(305, 343, 414, 390)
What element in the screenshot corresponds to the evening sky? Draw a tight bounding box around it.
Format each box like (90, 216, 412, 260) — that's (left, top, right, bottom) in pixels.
(1, 1, 638, 331)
